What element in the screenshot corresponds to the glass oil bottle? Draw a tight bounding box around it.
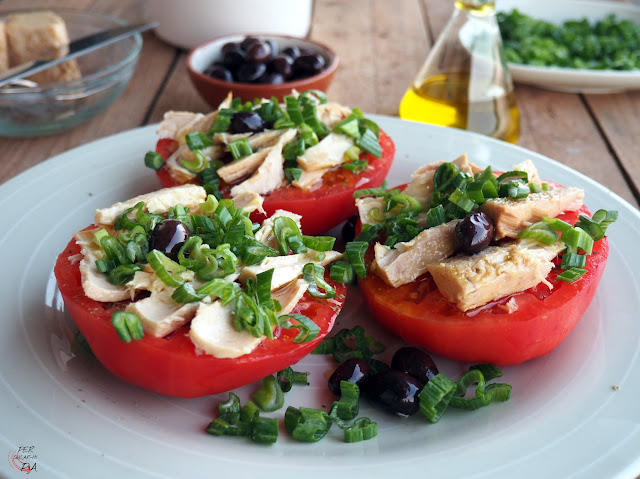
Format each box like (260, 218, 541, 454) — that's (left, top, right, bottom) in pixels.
(399, 0, 520, 143)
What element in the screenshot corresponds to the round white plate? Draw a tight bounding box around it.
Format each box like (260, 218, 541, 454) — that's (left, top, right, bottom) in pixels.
(497, 0, 640, 93)
(1, 117, 639, 479)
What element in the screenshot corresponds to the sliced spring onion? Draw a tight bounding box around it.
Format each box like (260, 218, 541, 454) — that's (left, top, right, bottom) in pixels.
(542, 216, 573, 234)
(301, 103, 328, 137)
(302, 263, 336, 299)
(278, 313, 320, 343)
(561, 251, 586, 270)
(196, 277, 241, 305)
(144, 151, 164, 171)
(496, 170, 528, 184)
(333, 118, 361, 138)
(284, 407, 332, 442)
(354, 223, 382, 243)
(517, 221, 559, 245)
(418, 373, 457, 423)
(345, 241, 368, 278)
(302, 235, 335, 252)
(111, 310, 145, 342)
(499, 180, 530, 198)
(331, 381, 360, 420)
(199, 194, 219, 215)
(285, 95, 304, 125)
(146, 250, 186, 287)
(254, 269, 274, 308)
(312, 325, 385, 362)
(355, 128, 381, 158)
(240, 400, 260, 423)
(469, 364, 503, 382)
(298, 89, 328, 105)
(561, 227, 594, 254)
(448, 188, 476, 213)
(344, 417, 377, 443)
(108, 264, 141, 285)
(181, 149, 208, 173)
(228, 138, 253, 160)
(299, 123, 319, 147)
(172, 282, 205, 303)
(241, 236, 278, 265)
(100, 235, 128, 265)
(285, 167, 303, 183)
(425, 204, 447, 228)
(273, 216, 307, 255)
(329, 261, 355, 284)
(276, 367, 309, 392)
(250, 417, 279, 444)
(253, 375, 285, 412)
(352, 182, 388, 199)
(556, 267, 587, 283)
(591, 209, 618, 231)
(283, 138, 305, 161)
(208, 108, 234, 133)
(342, 159, 369, 173)
(185, 131, 213, 150)
(433, 162, 460, 193)
(575, 214, 605, 241)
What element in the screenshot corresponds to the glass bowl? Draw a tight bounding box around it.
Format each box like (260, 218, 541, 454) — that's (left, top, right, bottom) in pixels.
(0, 9, 142, 137)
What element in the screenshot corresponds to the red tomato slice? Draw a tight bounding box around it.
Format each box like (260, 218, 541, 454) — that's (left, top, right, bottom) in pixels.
(154, 131, 395, 235)
(54, 237, 346, 398)
(359, 205, 609, 366)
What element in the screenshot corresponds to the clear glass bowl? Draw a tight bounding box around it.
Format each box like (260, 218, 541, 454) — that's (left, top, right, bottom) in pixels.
(0, 9, 142, 137)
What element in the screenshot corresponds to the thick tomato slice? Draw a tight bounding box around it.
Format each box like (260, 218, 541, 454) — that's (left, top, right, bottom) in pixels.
(359, 205, 609, 366)
(154, 132, 395, 235)
(54, 237, 346, 398)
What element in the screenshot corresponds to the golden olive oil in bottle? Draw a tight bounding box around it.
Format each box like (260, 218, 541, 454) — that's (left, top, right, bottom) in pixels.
(399, 0, 520, 143)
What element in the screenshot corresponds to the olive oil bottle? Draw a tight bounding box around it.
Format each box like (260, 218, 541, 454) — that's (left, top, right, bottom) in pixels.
(399, 0, 520, 143)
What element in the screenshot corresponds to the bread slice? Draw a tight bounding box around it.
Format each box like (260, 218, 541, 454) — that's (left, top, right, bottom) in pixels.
(5, 11, 81, 84)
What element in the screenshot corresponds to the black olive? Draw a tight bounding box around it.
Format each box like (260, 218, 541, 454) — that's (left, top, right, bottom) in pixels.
(235, 62, 267, 83)
(240, 36, 260, 51)
(328, 358, 373, 396)
(391, 347, 439, 387)
(268, 54, 294, 79)
(148, 220, 190, 261)
(203, 64, 233, 82)
(341, 215, 358, 243)
(222, 50, 246, 73)
(229, 111, 266, 134)
(281, 46, 301, 60)
(259, 72, 285, 84)
(455, 212, 495, 255)
(221, 41, 243, 55)
(364, 370, 422, 417)
(293, 54, 326, 77)
(246, 41, 272, 64)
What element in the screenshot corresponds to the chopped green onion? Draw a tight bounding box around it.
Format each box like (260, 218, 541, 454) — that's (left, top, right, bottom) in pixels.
(591, 209, 618, 231)
(146, 250, 186, 287)
(499, 181, 530, 198)
(518, 221, 559, 245)
(285, 167, 303, 183)
(302, 263, 336, 299)
(469, 364, 503, 382)
(276, 367, 309, 392)
(181, 150, 208, 173)
(185, 131, 213, 150)
(355, 128, 381, 158)
(144, 151, 164, 171)
(496, 170, 528, 184)
(228, 138, 253, 160)
(283, 138, 305, 161)
(172, 282, 205, 303)
(285, 95, 304, 125)
(433, 162, 460, 193)
(299, 123, 319, 147)
(253, 375, 285, 412)
(302, 235, 335, 252)
(108, 264, 141, 285)
(312, 326, 385, 362)
(240, 400, 260, 423)
(419, 373, 457, 423)
(208, 108, 235, 134)
(345, 241, 368, 278)
(541, 183, 550, 191)
(111, 311, 145, 342)
(353, 183, 388, 199)
(342, 159, 369, 173)
(278, 313, 320, 343)
(542, 217, 573, 234)
(333, 118, 361, 138)
(561, 251, 586, 269)
(329, 261, 355, 284)
(344, 417, 377, 443)
(298, 89, 328, 105)
(426, 204, 447, 228)
(561, 227, 594, 254)
(556, 267, 587, 283)
(250, 417, 279, 444)
(448, 188, 476, 213)
(344, 145, 361, 161)
(273, 216, 307, 255)
(331, 381, 360, 420)
(575, 214, 605, 241)
(284, 407, 332, 442)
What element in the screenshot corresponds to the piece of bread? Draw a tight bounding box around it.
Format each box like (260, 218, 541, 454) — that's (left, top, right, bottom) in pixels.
(5, 11, 81, 84)
(0, 22, 9, 73)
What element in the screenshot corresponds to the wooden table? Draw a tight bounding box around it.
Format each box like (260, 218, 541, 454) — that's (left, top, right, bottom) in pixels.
(1, 0, 639, 211)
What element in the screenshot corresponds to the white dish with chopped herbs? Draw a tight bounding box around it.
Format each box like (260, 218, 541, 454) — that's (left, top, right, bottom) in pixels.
(1, 117, 639, 479)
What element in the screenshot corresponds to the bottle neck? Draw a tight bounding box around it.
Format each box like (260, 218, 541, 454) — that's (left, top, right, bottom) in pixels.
(454, 0, 496, 16)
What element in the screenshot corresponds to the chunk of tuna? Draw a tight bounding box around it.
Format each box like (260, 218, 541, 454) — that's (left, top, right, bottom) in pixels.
(254, 210, 303, 249)
(217, 148, 271, 183)
(126, 289, 199, 337)
(480, 187, 584, 239)
(230, 143, 287, 196)
(232, 191, 265, 214)
(355, 197, 386, 226)
(297, 133, 354, 172)
(94, 185, 207, 226)
(512, 159, 541, 185)
(156, 111, 204, 140)
(189, 301, 264, 358)
(272, 279, 309, 315)
(292, 169, 325, 191)
(316, 102, 352, 128)
(373, 220, 459, 287)
(165, 144, 198, 183)
(240, 251, 342, 290)
(426, 241, 565, 311)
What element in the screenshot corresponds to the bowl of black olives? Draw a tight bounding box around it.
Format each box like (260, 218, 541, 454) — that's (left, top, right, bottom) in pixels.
(187, 34, 338, 108)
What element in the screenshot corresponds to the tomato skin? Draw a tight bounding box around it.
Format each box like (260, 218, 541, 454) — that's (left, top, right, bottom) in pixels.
(359, 205, 609, 366)
(154, 132, 395, 235)
(54, 237, 346, 398)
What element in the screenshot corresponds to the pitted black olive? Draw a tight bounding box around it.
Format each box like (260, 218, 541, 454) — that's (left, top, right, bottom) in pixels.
(149, 220, 190, 261)
(229, 111, 267, 134)
(364, 369, 422, 417)
(391, 347, 439, 387)
(328, 358, 373, 396)
(455, 211, 495, 255)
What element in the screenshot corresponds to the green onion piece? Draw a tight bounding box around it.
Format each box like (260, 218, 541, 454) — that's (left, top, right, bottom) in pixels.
(254, 269, 274, 308)
(251, 417, 279, 444)
(561, 227, 594, 254)
(276, 367, 309, 392)
(345, 241, 368, 278)
(185, 131, 213, 150)
(433, 162, 461, 193)
(312, 325, 385, 362)
(453, 369, 485, 399)
(302, 235, 335, 252)
(172, 282, 205, 303)
(228, 138, 253, 160)
(299, 123, 319, 147)
(199, 194, 219, 215)
(469, 364, 503, 382)
(518, 221, 559, 245)
(241, 236, 278, 265)
(344, 145, 361, 161)
(342, 159, 369, 173)
(425, 204, 447, 228)
(181, 150, 209, 173)
(100, 235, 128, 266)
(146, 250, 186, 287)
(542, 217, 573, 234)
(253, 375, 285, 412)
(284, 407, 332, 442)
(419, 373, 457, 423)
(302, 263, 336, 299)
(556, 267, 587, 283)
(273, 216, 307, 255)
(240, 400, 259, 423)
(298, 89, 328, 105)
(329, 261, 355, 284)
(283, 138, 306, 161)
(575, 214, 605, 241)
(359, 118, 380, 139)
(93, 228, 109, 246)
(196, 278, 241, 305)
(197, 244, 239, 280)
(219, 392, 242, 414)
(591, 209, 618, 231)
(561, 251, 586, 270)
(285, 167, 303, 183)
(111, 311, 145, 342)
(496, 170, 528, 184)
(355, 128, 381, 158)
(541, 183, 550, 191)
(529, 182, 542, 193)
(344, 417, 378, 443)
(354, 223, 382, 244)
(499, 181, 530, 198)
(208, 108, 235, 134)
(285, 95, 304, 125)
(301, 103, 328, 137)
(353, 182, 388, 199)
(333, 118, 361, 138)
(278, 313, 320, 343)
(448, 188, 476, 213)
(144, 151, 164, 171)
(331, 381, 360, 420)
(108, 264, 141, 285)
(234, 292, 270, 338)
(273, 116, 296, 129)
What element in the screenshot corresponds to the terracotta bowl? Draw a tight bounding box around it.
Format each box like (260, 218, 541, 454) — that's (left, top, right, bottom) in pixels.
(187, 33, 338, 108)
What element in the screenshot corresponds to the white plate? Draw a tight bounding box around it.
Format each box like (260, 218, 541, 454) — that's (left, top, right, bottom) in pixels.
(497, 0, 640, 93)
(1, 117, 639, 479)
